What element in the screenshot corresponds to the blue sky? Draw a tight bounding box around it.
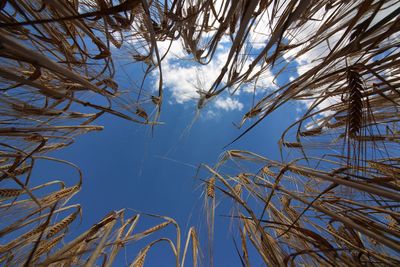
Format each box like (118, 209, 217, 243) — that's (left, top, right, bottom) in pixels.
(31, 84, 299, 266)
(27, 31, 304, 265)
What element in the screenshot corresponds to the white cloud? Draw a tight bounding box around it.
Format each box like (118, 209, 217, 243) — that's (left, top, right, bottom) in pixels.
(214, 97, 243, 111)
(154, 41, 230, 104)
(154, 38, 276, 108)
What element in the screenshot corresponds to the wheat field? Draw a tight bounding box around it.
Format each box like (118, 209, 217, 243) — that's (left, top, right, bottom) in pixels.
(0, 0, 399, 266)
